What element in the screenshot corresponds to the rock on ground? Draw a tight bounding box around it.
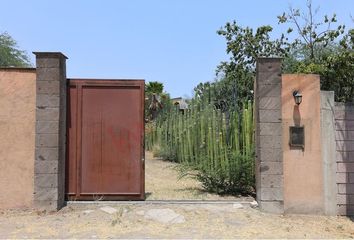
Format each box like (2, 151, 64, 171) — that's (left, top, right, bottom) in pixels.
(144, 208, 185, 224)
(100, 206, 118, 214)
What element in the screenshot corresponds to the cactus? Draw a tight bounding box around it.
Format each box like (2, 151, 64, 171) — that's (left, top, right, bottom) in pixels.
(145, 90, 255, 195)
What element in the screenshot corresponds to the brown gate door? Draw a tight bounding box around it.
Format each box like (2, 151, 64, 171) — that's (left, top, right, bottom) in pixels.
(66, 79, 145, 200)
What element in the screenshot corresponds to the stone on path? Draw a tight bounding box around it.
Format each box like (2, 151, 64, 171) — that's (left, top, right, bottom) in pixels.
(250, 200, 258, 208)
(100, 206, 118, 214)
(82, 210, 94, 214)
(144, 208, 185, 224)
(232, 203, 244, 209)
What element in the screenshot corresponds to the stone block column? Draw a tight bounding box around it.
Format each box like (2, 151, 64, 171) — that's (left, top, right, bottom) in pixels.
(255, 57, 284, 214)
(33, 52, 68, 211)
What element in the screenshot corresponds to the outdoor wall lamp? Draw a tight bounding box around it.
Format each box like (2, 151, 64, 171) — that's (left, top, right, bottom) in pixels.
(293, 90, 302, 105)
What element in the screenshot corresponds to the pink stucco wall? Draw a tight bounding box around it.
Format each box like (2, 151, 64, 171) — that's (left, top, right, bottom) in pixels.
(282, 74, 324, 214)
(0, 69, 36, 209)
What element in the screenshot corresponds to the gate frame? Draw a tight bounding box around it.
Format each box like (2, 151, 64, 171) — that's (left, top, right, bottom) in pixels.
(33, 52, 146, 211)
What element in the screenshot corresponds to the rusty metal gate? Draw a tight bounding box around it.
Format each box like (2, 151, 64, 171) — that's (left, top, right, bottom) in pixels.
(65, 79, 145, 200)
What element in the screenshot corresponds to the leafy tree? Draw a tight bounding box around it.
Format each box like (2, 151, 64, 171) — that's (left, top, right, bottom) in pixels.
(217, 23, 287, 72)
(278, 0, 345, 61)
(216, 23, 287, 108)
(0, 32, 31, 67)
(321, 30, 354, 102)
(279, 0, 353, 102)
(216, 0, 353, 103)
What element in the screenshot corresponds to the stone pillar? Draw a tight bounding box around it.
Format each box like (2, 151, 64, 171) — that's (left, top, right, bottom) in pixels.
(33, 52, 68, 211)
(320, 91, 337, 215)
(255, 57, 284, 214)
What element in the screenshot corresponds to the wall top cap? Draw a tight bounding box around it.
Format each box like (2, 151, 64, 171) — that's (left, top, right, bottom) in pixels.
(0, 67, 36, 72)
(33, 52, 68, 59)
(257, 57, 283, 61)
(335, 102, 354, 107)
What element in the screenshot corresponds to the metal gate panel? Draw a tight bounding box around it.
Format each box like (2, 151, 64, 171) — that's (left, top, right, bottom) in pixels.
(66, 79, 145, 200)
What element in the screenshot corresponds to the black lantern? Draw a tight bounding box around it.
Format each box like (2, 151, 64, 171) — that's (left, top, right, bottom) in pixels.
(293, 90, 302, 105)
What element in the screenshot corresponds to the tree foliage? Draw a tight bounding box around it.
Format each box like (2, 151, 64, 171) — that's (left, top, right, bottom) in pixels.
(216, 0, 353, 103)
(145, 81, 164, 94)
(278, 0, 345, 61)
(279, 1, 353, 102)
(145, 81, 172, 121)
(216, 23, 288, 107)
(217, 23, 287, 72)
(0, 32, 31, 67)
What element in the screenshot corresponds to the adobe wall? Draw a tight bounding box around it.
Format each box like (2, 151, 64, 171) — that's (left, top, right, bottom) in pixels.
(335, 102, 354, 215)
(0, 68, 36, 209)
(281, 74, 324, 214)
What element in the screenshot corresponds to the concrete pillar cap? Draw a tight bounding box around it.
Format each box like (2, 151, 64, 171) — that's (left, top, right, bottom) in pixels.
(33, 52, 68, 59)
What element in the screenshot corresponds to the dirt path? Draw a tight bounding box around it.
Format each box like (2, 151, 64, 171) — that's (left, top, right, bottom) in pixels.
(145, 151, 252, 201)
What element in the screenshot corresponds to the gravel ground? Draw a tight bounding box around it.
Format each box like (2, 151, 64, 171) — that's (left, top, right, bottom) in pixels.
(145, 151, 253, 201)
(1, 203, 354, 239)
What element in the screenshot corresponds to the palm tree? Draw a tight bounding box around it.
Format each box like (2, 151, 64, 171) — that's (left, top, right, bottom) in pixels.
(145, 81, 164, 121)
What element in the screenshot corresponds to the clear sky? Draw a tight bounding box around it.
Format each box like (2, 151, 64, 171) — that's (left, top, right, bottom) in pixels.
(0, 0, 353, 97)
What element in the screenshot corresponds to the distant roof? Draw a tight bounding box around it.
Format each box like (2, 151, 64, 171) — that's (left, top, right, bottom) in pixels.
(171, 97, 183, 101)
(174, 98, 189, 110)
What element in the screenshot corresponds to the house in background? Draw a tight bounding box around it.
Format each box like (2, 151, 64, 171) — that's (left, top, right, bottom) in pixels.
(171, 97, 189, 112)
